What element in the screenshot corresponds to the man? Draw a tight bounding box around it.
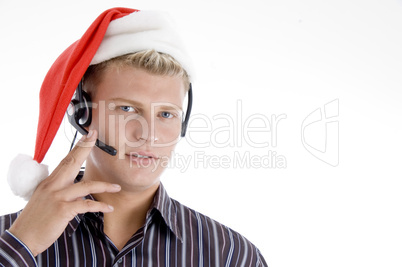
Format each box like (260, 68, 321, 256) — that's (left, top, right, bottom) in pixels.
(0, 7, 267, 266)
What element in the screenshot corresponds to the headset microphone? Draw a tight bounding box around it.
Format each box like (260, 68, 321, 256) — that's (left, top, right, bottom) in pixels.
(67, 81, 117, 156)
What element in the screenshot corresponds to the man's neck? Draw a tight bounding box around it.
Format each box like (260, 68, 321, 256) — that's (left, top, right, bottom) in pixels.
(82, 163, 160, 250)
(94, 184, 159, 250)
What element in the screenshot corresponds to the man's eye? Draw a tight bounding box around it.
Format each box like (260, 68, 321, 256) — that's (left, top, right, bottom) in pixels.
(120, 106, 135, 112)
(160, 111, 173, 119)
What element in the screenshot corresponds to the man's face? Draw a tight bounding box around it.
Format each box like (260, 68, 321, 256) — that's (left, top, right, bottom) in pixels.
(86, 65, 186, 191)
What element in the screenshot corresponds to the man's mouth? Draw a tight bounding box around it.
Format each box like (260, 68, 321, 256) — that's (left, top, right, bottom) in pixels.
(132, 154, 152, 159)
(127, 151, 159, 159)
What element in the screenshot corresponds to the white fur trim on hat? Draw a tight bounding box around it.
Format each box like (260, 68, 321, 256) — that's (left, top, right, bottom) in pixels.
(91, 10, 195, 80)
(7, 154, 49, 201)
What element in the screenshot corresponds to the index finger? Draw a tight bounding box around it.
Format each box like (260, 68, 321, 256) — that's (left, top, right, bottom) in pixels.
(50, 130, 97, 184)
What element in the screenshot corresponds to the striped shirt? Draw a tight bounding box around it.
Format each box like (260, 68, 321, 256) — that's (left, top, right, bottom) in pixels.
(0, 183, 267, 266)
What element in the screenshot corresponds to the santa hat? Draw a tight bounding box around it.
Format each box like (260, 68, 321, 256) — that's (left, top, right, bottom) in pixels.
(7, 7, 193, 200)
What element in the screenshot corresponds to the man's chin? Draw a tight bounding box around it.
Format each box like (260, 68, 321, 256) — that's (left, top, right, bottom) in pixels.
(118, 177, 161, 193)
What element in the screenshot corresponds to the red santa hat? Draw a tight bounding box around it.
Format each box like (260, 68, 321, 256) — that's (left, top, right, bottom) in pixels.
(7, 7, 193, 200)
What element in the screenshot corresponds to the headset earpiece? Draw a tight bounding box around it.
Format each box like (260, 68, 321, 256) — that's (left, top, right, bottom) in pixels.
(77, 90, 92, 127)
(67, 81, 117, 156)
(67, 81, 92, 134)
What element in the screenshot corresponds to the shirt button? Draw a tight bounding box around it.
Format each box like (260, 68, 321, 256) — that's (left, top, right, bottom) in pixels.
(118, 258, 122, 263)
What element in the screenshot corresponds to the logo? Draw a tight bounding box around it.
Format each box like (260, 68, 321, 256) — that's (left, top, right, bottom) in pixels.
(301, 99, 339, 166)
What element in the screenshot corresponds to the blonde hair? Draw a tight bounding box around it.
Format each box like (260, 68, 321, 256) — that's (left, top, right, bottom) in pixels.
(83, 49, 190, 95)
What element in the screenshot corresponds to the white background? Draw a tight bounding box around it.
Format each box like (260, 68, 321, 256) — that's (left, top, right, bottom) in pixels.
(1, 0, 401, 266)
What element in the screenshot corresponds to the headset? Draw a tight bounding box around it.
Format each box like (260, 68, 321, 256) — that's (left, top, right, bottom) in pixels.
(67, 81, 193, 156)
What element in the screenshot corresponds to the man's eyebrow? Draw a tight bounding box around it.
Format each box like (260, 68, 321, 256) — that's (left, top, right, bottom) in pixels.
(110, 98, 144, 108)
(153, 104, 183, 112)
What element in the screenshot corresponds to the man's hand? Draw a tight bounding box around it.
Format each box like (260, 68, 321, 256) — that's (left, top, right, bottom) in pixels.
(8, 130, 121, 256)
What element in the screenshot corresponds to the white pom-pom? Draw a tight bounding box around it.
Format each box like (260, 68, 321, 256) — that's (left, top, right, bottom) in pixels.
(7, 154, 49, 201)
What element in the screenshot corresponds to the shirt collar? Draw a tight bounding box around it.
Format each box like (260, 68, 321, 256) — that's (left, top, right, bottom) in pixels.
(66, 183, 182, 241)
(148, 183, 182, 241)
(66, 194, 97, 237)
